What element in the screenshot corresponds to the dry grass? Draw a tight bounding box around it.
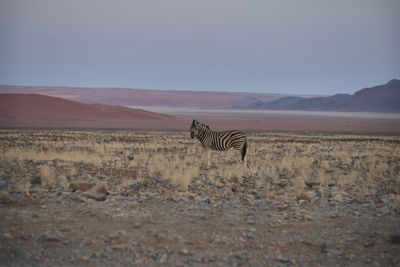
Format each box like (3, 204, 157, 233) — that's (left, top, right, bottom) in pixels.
(0, 130, 399, 203)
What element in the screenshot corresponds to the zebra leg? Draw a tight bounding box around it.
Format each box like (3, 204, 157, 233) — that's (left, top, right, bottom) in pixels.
(207, 149, 212, 168)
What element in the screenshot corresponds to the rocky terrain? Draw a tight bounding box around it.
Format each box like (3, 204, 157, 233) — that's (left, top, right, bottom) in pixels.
(0, 130, 399, 266)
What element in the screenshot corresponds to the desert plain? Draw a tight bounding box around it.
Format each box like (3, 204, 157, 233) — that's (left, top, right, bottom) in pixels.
(0, 129, 399, 266)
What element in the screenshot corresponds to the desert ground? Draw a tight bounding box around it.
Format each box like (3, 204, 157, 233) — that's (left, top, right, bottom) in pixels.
(1, 129, 400, 266)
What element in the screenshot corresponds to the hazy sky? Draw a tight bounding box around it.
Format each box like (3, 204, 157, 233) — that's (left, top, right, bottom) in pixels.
(0, 0, 399, 94)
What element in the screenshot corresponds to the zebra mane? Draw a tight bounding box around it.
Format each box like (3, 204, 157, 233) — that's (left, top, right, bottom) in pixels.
(202, 123, 210, 131)
(192, 119, 210, 131)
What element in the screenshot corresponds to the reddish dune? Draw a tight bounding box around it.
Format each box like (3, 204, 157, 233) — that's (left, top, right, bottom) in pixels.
(0, 94, 179, 128)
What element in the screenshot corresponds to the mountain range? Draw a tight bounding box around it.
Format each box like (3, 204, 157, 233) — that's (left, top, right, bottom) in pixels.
(238, 79, 400, 112)
(0, 85, 316, 109)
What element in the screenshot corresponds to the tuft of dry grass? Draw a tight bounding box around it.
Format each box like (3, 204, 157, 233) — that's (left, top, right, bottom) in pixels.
(38, 164, 69, 189)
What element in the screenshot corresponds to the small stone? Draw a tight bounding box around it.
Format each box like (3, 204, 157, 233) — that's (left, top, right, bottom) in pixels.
(70, 181, 95, 192)
(389, 231, 400, 244)
(247, 219, 256, 225)
(214, 181, 224, 188)
(247, 233, 255, 239)
(305, 177, 320, 188)
(134, 258, 148, 264)
(132, 222, 142, 229)
(0, 191, 12, 204)
(111, 244, 127, 251)
(180, 248, 190, 255)
(110, 230, 127, 239)
(298, 191, 314, 201)
(83, 191, 106, 201)
(364, 241, 375, 247)
(159, 253, 168, 263)
(40, 230, 63, 242)
(319, 242, 328, 253)
(3, 233, 13, 240)
(83, 183, 108, 201)
(333, 194, 344, 203)
(328, 249, 342, 258)
(88, 183, 107, 195)
(30, 176, 41, 185)
(0, 181, 8, 189)
(380, 194, 396, 204)
(194, 196, 210, 203)
(81, 255, 90, 262)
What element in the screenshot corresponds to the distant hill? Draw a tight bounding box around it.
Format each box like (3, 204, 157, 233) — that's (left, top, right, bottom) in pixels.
(0, 94, 178, 128)
(239, 79, 400, 112)
(239, 96, 306, 109)
(0, 85, 319, 109)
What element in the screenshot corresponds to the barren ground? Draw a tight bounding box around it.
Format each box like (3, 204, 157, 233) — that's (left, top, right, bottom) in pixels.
(1, 130, 399, 266)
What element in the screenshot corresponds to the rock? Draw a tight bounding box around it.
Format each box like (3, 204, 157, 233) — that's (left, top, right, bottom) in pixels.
(298, 191, 314, 201)
(3, 233, 13, 240)
(389, 231, 400, 244)
(70, 181, 95, 192)
(88, 183, 107, 195)
(81, 255, 90, 262)
(180, 248, 190, 255)
(194, 195, 210, 203)
(333, 194, 344, 203)
(40, 230, 63, 242)
(305, 177, 320, 188)
(132, 222, 141, 229)
(247, 219, 256, 225)
(328, 249, 342, 258)
(0, 191, 12, 204)
(0, 181, 8, 189)
(380, 194, 396, 204)
(134, 258, 148, 264)
(319, 242, 328, 253)
(30, 176, 41, 185)
(83, 191, 107, 201)
(364, 241, 375, 247)
(247, 233, 255, 239)
(111, 244, 127, 251)
(158, 253, 168, 263)
(83, 183, 107, 201)
(69, 191, 84, 202)
(214, 181, 224, 188)
(110, 230, 127, 240)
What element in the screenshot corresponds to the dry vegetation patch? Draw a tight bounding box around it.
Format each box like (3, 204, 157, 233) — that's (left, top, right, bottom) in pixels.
(0, 129, 399, 204)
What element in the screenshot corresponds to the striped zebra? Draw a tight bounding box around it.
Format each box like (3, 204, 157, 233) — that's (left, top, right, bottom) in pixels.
(190, 119, 247, 168)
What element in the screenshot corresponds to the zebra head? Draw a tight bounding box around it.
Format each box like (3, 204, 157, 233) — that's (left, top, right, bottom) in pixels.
(190, 119, 210, 139)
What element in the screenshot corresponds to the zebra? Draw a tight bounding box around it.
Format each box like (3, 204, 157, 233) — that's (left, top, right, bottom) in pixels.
(190, 119, 247, 168)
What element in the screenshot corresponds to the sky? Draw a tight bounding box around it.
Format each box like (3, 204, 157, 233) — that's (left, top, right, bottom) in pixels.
(0, 0, 399, 95)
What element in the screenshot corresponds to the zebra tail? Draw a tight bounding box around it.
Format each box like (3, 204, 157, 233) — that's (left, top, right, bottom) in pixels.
(241, 140, 247, 161)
